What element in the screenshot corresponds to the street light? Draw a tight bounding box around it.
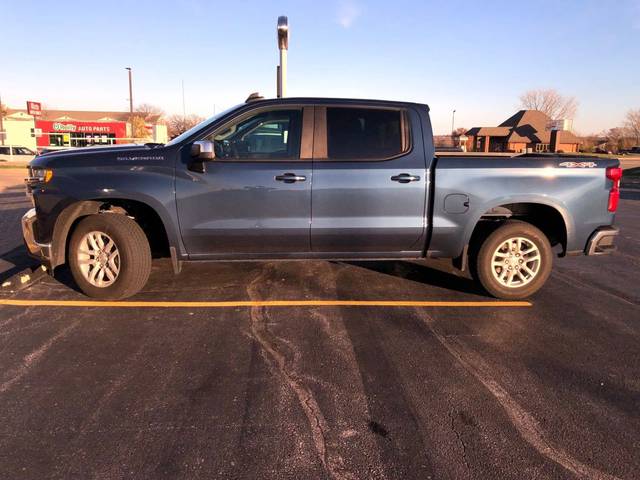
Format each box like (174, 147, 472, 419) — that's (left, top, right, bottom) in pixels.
(277, 16, 289, 98)
(125, 67, 133, 115)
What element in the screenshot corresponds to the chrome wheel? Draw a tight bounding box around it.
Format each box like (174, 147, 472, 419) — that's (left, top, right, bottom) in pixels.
(77, 231, 120, 287)
(491, 236, 541, 288)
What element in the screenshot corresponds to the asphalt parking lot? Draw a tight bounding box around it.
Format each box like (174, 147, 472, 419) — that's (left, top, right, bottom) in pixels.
(0, 168, 638, 479)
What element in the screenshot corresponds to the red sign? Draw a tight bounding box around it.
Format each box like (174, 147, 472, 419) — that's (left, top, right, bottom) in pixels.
(35, 120, 128, 147)
(27, 101, 42, 117)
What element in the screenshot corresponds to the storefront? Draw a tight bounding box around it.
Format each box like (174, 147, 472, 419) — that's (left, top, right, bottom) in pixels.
(35, 120, 128, 148)
(2, 106, 168, 151)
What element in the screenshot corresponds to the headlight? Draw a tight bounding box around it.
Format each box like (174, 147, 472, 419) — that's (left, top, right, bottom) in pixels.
(27, 167, 53, 185)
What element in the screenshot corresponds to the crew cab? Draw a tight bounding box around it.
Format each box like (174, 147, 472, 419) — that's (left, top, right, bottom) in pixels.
(23, 97, 621, 300)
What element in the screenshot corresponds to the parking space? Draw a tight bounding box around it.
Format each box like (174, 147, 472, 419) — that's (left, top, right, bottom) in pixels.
(0, 170, 639, 479)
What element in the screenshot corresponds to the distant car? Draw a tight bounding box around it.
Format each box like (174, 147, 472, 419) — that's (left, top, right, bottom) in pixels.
(0, 145, 37, 162)
(593, 147, 613, 155)
(620, 146, 640, 155)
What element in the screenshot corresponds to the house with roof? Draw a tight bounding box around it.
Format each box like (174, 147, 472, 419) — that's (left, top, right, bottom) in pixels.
(465, 110, 580, 153)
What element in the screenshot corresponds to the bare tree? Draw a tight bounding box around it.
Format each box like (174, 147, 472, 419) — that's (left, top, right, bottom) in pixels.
(605, 128, 633, 153)
(135, 103, 165, 121)
(129, 115, 151, 140)
(450, 127, 467, 146)
(167, 114, 205, 139)
(519, 89, 578, 120)
(0, 102, 6, 145)
(625, 109, 640, 144)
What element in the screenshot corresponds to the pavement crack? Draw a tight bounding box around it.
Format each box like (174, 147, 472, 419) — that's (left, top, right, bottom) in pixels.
(246, 265, 356, 480)
(415, 308, 621, 480)
(0, 318, 81, 394)
(552, 270, 638, 306)
(0, 305, 34, 330)
(448, 410, 471, 475)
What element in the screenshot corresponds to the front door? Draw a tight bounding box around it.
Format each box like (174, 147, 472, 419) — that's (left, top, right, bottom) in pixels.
(311, 106, 427, 254)
(176, 107, 312, 257)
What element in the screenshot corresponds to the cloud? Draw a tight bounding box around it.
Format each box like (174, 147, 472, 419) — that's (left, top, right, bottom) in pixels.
(336, 1, 362, 28)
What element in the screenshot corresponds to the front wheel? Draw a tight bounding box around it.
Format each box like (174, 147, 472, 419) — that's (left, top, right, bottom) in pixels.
(68, 214, 151, 300)
(474, 221, 553, 299)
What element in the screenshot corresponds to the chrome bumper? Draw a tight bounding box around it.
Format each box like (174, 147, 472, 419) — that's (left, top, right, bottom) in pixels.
(21, 208, 52, 262)
(585, 226, 619, 255)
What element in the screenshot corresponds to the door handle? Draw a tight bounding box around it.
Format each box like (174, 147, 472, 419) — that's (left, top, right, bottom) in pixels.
(391, 173, 421, 183)
(275, 173, 306, 183)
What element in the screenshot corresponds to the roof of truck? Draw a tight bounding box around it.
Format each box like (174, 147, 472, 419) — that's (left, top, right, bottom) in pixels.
(245, 97, 430, 109)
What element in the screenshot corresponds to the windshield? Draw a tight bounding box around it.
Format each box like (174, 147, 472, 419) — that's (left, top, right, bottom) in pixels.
(15, 147, 35, 155)
(165, 105, 241, 147)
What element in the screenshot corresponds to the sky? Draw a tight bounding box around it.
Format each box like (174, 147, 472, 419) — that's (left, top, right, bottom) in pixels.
(1, 0, 639, 134)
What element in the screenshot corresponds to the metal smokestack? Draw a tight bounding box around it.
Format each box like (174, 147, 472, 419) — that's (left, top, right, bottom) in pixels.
(277, 16, 289, 98)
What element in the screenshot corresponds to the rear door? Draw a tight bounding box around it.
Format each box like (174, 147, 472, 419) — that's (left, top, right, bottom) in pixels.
(310, 105, 427, 254)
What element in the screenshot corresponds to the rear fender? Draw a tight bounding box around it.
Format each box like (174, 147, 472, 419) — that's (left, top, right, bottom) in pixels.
(461, 195, 574, 257)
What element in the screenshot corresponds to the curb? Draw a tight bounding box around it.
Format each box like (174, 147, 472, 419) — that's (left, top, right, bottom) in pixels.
(1, 265, 48, 292)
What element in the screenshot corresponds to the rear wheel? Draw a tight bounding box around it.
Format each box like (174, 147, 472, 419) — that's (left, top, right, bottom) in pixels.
(474, 221, 552, 299)
(68, 214, 151, 300)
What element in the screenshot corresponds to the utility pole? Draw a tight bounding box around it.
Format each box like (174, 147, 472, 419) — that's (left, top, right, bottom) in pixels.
(277, 16, 289, 98)
(125, 67, 133, 114)
(0, 92, 5, 146)
(451, 109, 456, 135)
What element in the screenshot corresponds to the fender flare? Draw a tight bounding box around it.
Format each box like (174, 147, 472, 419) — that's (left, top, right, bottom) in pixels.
(49, 197, 180, 269)
(49, 200, 102, 269)
(461, 196, 573, 257)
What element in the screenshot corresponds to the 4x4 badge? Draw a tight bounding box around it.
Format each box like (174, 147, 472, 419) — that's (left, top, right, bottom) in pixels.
(559, 161, 597, 168)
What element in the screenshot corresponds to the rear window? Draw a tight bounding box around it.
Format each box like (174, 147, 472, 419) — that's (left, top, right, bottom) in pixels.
(326, 107, 407, 160)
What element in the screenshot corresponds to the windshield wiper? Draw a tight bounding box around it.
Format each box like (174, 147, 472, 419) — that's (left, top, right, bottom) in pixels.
(145, 142, 165, 148)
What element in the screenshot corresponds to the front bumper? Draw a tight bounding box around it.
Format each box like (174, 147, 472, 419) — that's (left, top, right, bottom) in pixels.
(585, 226, 619, 255)
(21, 208, 52, 263)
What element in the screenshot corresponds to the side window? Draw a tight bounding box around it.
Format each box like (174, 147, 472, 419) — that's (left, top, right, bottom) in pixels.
(0, 147, 9, 155)
(326, 107, 408, 160)
(208, 109, 302, 160)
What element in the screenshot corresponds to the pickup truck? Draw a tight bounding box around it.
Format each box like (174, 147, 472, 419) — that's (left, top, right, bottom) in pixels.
(23, 97, 621, 300)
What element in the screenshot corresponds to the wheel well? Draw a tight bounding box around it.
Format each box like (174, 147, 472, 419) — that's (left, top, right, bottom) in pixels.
(97, 199, 170, 258)
(469, 203, 567, 256)
(55, 199, 170, 269)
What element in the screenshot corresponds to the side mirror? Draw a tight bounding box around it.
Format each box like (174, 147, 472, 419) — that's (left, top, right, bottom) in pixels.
(191, 140, 215, 160)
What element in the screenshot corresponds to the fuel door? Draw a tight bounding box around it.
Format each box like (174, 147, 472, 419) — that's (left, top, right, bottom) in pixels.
(444, 194, 470, 214)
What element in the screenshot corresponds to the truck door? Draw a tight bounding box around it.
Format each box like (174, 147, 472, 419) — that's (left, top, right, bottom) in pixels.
(310, 105, 427, 254)
(175, 107, 313, 257)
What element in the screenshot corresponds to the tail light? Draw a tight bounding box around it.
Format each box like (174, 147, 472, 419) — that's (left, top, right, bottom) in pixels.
(606, 166, 622, 212)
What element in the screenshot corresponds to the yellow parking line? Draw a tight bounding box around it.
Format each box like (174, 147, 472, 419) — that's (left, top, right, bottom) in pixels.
(0, 299, 531, 308)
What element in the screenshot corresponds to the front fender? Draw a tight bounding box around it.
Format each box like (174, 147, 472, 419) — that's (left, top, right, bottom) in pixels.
(34, 163, 184, 267)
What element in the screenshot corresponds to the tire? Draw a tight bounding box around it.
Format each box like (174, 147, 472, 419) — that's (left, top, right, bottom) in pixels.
(473, 221, 552, 299)
(68, 214, 151, 300)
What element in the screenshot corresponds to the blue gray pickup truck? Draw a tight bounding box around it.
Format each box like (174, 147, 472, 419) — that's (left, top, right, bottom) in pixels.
(23, 97, 621, 300)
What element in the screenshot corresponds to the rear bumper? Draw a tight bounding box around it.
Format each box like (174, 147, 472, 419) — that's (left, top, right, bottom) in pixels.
(585, 226, 619, 255)
(21, 208, 52, 265)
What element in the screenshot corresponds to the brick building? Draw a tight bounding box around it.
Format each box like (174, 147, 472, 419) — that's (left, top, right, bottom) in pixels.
(466, 110, 580, 153)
